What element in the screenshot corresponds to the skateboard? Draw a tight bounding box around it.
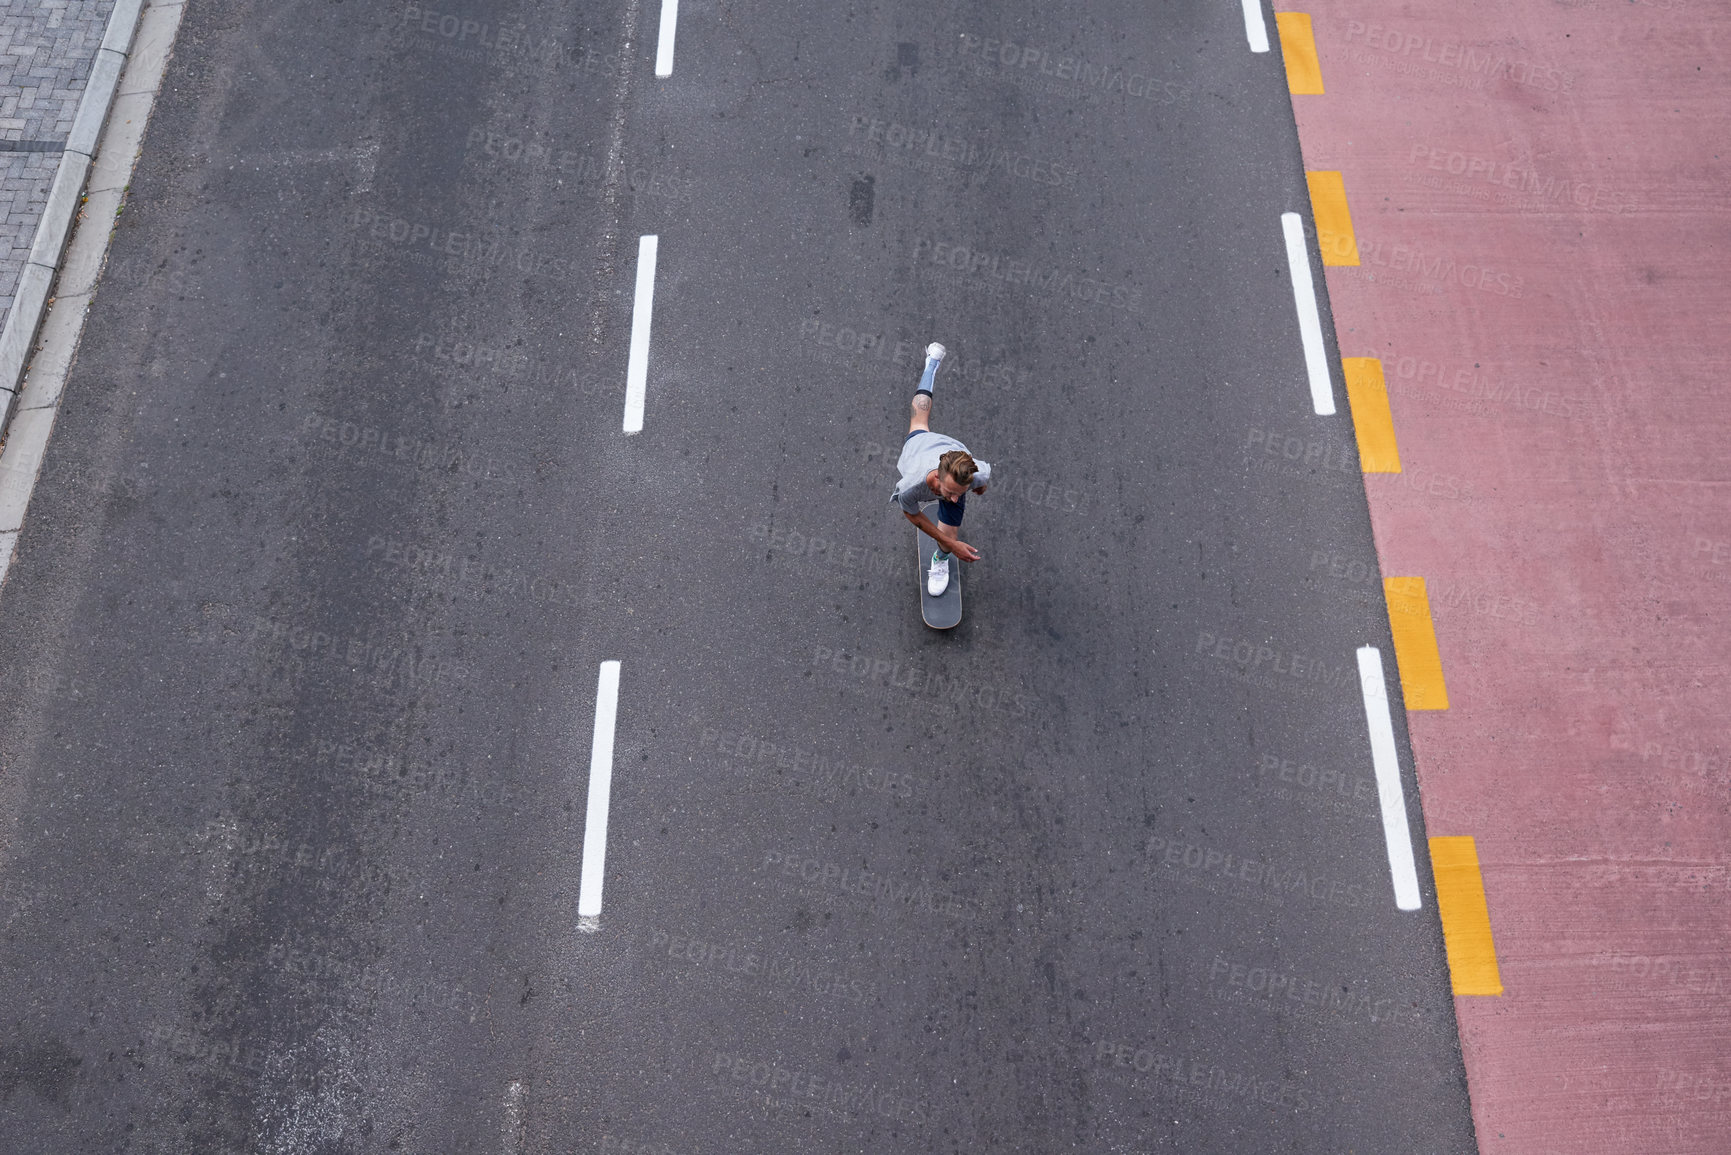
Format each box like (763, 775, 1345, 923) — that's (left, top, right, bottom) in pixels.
(916, 502, 962, 629)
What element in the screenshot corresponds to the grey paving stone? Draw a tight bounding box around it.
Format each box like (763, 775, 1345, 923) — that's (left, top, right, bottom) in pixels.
(0, 0, 117, 330)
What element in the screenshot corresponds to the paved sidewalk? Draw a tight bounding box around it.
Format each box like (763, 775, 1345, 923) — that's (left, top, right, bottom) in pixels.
(0, 0, 116, 322)
(1281, 0, 1731, 1151)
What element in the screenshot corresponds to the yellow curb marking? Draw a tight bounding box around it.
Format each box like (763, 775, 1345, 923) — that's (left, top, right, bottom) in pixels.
(1430, 836, 1504, 995)
(1383, 576, 1449, 709)
(1305, 170, 1360, 266)
(1276, 12, 1325, 94)
(1343, 358, 1401, 473)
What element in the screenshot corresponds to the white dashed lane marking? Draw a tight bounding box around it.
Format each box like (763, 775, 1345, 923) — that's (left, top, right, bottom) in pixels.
(1241, 0, 1270, 52)
(654, 0, 680, 77)
(1280, 211, 1336, 415)
(1356, 646, 1421, 911)
(623, 235, 659, 434)
(578, 660, 623, 930)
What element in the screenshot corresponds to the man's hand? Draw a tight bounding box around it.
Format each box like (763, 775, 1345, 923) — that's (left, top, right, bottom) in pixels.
(971, 483, 988, 496)
(931, 520, 982, 562)
(907, 511, 982, 563)
(948, 537, 982, 563)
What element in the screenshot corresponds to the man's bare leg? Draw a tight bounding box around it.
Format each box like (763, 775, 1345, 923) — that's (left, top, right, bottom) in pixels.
(907, 342, 945, 433)
(908, 392, 932, 433)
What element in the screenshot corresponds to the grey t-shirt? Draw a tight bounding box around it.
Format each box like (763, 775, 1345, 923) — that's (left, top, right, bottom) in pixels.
(891, 431, 992, 514)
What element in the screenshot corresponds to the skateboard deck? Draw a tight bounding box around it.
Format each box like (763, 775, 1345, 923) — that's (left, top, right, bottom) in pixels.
(915, 503, 962, 629)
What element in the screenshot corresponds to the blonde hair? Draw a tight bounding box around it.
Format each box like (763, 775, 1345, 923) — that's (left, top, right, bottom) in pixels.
(938, 450, 977, 485)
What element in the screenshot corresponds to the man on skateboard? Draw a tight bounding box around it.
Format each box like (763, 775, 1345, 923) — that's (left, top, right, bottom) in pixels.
(891, 343, 990, 601)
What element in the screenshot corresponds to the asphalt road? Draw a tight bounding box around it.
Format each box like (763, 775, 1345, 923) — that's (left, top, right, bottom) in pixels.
(0, 0, 1478, 1151)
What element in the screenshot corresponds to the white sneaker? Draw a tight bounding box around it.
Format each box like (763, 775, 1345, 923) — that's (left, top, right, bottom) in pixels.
(926, 550, 952, 596)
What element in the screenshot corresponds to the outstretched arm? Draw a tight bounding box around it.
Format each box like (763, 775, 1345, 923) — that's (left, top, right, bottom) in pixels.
(903, 509, 981, 563)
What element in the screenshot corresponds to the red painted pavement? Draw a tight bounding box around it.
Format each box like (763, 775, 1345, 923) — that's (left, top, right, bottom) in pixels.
(1278, 0, 1731, 1151)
